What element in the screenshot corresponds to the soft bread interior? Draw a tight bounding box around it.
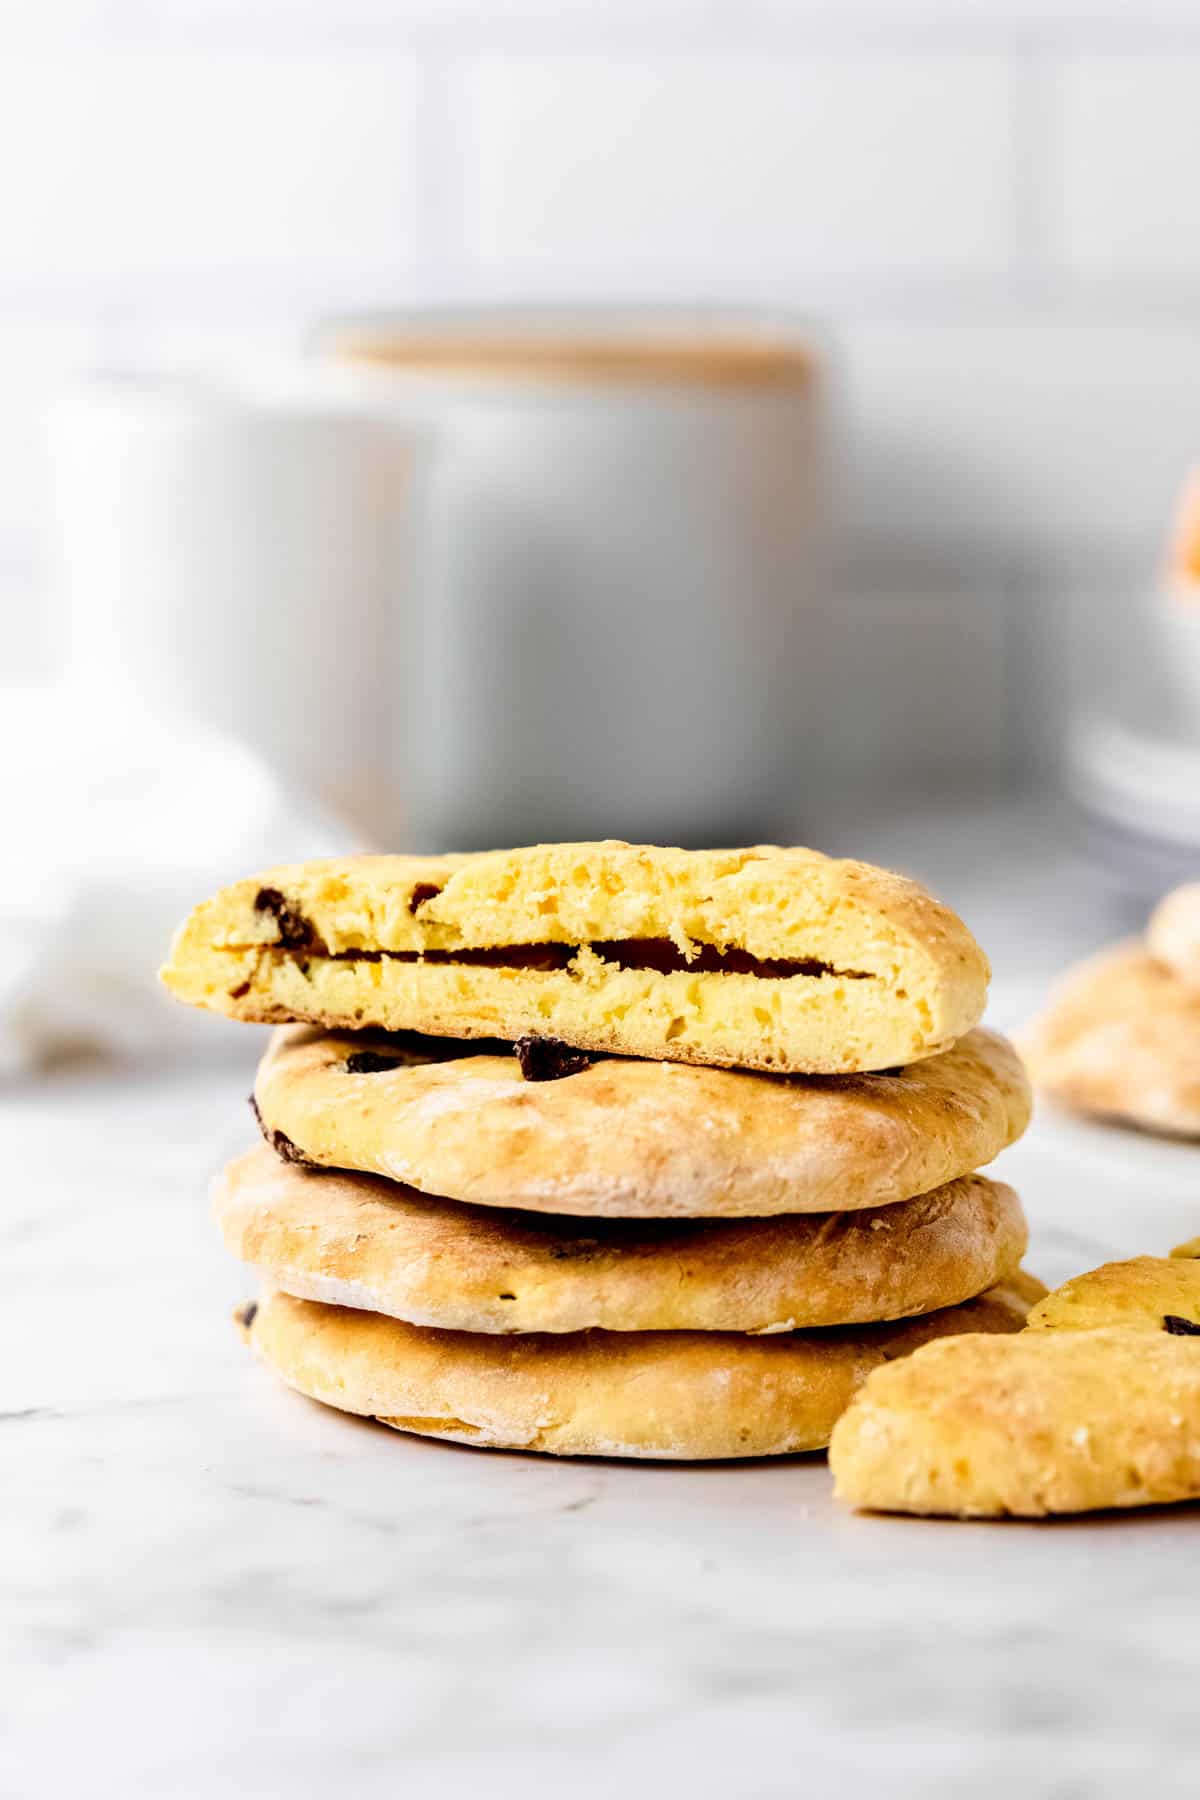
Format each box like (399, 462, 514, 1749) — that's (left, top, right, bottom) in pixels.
(162, 843, 989, 1074)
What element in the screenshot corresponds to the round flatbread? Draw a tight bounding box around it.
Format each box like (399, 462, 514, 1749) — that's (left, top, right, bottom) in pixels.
(251, 1024, 1030, 1219)
(1026, 1254, 1200, 1334)
(240, 1275, 1042, 1461)
(1148, 882, 1200, 990)
(830, 1326, 1200, 1517)
(1022, 942, 1200, 1138)
(215, 1144, 1028, 1335)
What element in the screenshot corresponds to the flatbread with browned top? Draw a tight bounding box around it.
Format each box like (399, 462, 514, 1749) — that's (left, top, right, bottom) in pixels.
(216, 1143, 1028, 1335)
(1025, 1253, 1200, 1334)
(832, 1249, 1200, 1518)
(241, 1275, 1041, 1461)
(249, 1023, 1030, 1219)
(1022, 942, 1200, 1137)
(830, 1327, 1200, 1517)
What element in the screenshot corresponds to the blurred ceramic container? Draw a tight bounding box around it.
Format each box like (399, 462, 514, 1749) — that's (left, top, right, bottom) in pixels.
(45, 371, 415, 842)
(1160, 465, 1200, 736)
(319, 309, 832, 850)
(1063, 468, 1200, 892)
(47, 316, 832, 854)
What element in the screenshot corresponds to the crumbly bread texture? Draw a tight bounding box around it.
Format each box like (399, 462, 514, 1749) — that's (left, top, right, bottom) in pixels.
(1026, 1254, 1200, 1334)
(242, 1275, 1040, 1460)
(1148, 882, 1200, 991)
(161, 843, 990, 1074)
(216, 1144, 1028, 1336)
(829, 1327, 1200, 1517)
(1021, 942, 1200, 1137)
(250, 1024, 1030, 1219)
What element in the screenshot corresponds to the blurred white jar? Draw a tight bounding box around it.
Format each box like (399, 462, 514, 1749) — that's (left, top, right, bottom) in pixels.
(321, 311, 832, 849)
(1160, 465, 1200, 736)
(47, 316, 831, 853)
(45, 372, 414, 843)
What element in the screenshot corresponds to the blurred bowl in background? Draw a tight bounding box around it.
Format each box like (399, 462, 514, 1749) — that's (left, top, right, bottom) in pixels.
(1067, 714, 1200, 897)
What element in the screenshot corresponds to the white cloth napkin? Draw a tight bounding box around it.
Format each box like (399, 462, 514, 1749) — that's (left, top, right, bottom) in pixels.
(0, 682, 356, 1073)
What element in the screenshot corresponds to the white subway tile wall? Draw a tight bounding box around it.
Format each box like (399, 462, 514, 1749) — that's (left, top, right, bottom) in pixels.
(0, 0, 1195, 789)
(460, 54, 1018, 288)
(1054, 54, 1200, 285)
(0, 53, 423, 292)
(841, 321, 1200, 553)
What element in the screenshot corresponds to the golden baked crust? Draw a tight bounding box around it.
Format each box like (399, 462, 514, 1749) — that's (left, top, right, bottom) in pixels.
(215, 1144, 1028, 1335)
(1148, 882, 1200, 990)
(829, 1327, 1200, 1517)
(1021, 942, 1200, 1136)
(243, 1276, 1039, 1461)
(161, 842, 989, 1074)
(1025, 1254, 1200, 1334)
(250, 1024, 1030, 1219)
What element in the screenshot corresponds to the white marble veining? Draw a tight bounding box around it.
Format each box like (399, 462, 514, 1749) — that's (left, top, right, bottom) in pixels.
(6, 806, 1200, 1798)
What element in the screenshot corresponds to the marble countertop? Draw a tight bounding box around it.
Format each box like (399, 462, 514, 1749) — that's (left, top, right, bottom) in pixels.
(7, 802, 1200, 1798)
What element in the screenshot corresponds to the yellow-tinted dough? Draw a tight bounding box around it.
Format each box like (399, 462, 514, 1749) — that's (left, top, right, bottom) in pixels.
(162, 842, 989, 1074)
